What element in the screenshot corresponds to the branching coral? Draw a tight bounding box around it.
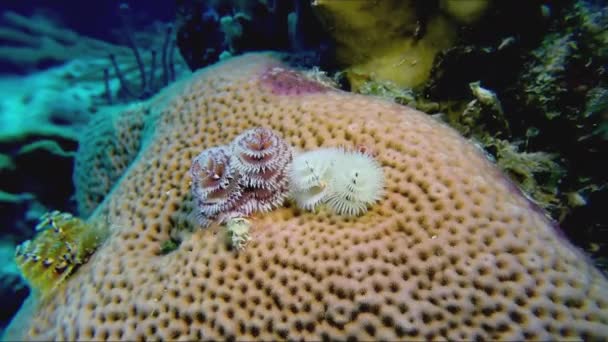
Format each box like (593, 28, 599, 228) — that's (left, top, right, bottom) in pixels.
(0, 9, 187, 108)
(105, 4, 178, 103)
(0, 11, 124, 71)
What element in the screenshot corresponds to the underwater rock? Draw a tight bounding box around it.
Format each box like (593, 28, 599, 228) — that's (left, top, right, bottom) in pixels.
(361, 0, 606, 268)
(4, 53, 608, 341)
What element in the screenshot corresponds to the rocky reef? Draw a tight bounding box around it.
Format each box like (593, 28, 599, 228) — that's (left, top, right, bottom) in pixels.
(346, 0, 608, 269)
(0, 8, 190, 333)
(4, 52, 608, 341)
(1, 0, 606, 339)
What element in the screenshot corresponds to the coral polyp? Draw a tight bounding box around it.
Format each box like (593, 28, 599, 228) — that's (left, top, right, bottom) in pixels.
(14, 211, 107, 297)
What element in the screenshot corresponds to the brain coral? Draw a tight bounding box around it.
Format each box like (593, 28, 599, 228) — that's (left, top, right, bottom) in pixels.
(5, 52, 608, 341)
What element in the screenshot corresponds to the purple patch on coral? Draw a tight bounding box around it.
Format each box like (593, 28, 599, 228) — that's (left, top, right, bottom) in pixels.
(260, 66, 328, 95)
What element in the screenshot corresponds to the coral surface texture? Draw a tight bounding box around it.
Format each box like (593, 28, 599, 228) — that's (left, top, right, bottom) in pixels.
(5, 53, 608, 341)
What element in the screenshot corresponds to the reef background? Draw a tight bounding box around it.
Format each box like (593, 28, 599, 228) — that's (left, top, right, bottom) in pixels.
(0, 0, 606, 336)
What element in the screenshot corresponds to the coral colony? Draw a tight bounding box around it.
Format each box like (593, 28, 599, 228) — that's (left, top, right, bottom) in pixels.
(189, 127, 385, 250)
(7, 54, 608, 341)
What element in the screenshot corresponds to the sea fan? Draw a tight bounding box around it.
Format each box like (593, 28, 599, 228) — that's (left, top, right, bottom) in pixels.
(326, 150, 384, 216)
(190, 146, 242, 225)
